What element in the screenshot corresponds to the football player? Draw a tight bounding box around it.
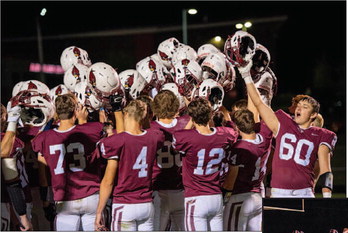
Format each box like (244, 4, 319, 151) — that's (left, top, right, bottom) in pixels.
(150, 90, 191, 231)
(95, 100, 165, 231)
(239, 61, 337, 198)
(1, 103, 33, 231)
(31, 93, 104, 231)
(222, 109, 272, 231)
(172, 97, 238, 231)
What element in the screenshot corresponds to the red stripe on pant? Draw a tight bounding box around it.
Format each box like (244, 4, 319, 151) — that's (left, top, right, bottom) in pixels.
(112, 206, 124, 231)
(228, 201, 243, 231)
(185, 200, 196, 231)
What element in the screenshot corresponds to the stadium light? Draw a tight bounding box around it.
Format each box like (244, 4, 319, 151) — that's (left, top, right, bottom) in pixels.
(235, 21, 252, 31)
(40, 8, 47, 16)
(182, 8, 198, 44)
(214, 36, 222, 42)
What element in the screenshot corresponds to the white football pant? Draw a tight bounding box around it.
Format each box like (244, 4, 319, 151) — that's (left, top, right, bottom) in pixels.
(111, 202, 154, 231)
(184, 194, 223, 231)
(153, 189, 185, 231)
(55, 193, 98, 231)
(223, 192, 262, 231)
(271, 187, 315, 198)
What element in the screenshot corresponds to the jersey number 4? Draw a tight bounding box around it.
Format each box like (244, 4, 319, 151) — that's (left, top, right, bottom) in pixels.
(279, 133, 314, 166)
(49, 143, 86, 175)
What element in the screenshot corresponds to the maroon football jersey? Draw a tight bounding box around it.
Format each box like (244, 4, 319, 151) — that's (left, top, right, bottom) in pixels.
(227, 121, 273, 194)
(1, 133, 27, 203)
(31, 122, 104, 201)
(271, 110, 337, 189)
(151, 115, 191, 190)
(99, 129, 164, 204)
(17, 126, 41, 187)
(173, 127, 238, 197)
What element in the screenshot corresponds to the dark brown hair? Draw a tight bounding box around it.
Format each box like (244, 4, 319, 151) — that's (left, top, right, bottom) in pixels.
(187, 97, 212, 126)
(231, 99, 248, 111)
(151, 90, 179, 119)
(55, 93, 77, 120)
(232, 109, 255, 134)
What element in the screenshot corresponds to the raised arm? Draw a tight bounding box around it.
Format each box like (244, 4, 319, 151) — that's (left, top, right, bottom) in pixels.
(109, 95, 125, 133)
(238, 62, 279, 135)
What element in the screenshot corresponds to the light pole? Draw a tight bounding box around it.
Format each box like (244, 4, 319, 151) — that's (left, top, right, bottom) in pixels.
(235, 21, 252, 31)
(182, 8, 197, 44)
(37, 8, 46, 83)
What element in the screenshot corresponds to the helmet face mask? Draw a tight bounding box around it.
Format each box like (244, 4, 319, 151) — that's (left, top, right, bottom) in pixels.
(197, 79, 224, 112)
(251, 44, 271, 75)
(10, 90, 55, 127)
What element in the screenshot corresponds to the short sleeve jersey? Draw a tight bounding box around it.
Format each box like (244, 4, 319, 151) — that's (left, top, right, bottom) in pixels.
(31, 122, 103, 201)
(150, 115, 191, 190)
(99, 130, 164, 204)
(271, 110, 337, 189)
(173, 127, 238, 197)
(227, 121, 273, 194)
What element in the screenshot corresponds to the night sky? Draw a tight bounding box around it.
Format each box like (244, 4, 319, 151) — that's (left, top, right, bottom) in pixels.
(2, 1, 346, 123)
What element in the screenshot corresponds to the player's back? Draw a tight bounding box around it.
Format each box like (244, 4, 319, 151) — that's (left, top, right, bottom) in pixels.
(173, 127, 238, 197)
(272, 110, 337, 189)
(32, 122, 103, 201)
(228, 122, 272, 194)
(151, 115, 190, 190)
(100, 129, 164, 204)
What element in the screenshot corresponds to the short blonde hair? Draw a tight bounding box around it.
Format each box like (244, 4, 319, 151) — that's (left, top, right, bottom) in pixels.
(311, 113, 324, 128)
(123, 100, 146, 123)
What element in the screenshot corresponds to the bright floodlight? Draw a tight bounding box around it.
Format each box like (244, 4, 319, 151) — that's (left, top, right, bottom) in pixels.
(214, 36, 222, 42)
(235, 23, 243, 29)
(40, 8, 47, 16)
(188, 9, 197, 15)
(244, 21, 252, 28)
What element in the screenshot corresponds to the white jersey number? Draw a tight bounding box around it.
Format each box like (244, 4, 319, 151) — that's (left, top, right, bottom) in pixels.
(194, 148, 225, 175)
(279, 133, 314, 166)
(157, 141, 181, 169)
(133, 146, 148, 178)
(50, 143, 86, 175)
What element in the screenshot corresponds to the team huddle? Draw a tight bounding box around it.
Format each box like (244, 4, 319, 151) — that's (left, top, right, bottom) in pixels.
(1, 30, 337, 232)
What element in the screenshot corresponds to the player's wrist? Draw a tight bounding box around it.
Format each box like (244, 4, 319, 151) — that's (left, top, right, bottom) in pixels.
(6, 121, 17, 132)
(242, 75, 253, 84)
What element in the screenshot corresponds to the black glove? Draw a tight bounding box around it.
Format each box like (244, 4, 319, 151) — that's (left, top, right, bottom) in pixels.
(43, 203, 56, 222)
(109, 95, 123, 112)
(221, 187, 233, 205)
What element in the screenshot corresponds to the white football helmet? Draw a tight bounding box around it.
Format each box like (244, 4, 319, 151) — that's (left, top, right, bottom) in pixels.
(171, 59, 202, 98)
(12, 81, 25, 97)
(172, 44, 198, 66)
(74, 82, 103, 112)
(254, 67, 277, 106)
(157, 37, 181, 68)
(194, 79, 224, 112)
(12, 80, 50, 97)
(119, 69, 146, 100)
(49, 84, 70, 104)
(60, 46, 91, 71)
(201, 52, 227, 81)
(161, 82, 186, 111)
(63, 63, 89, 91)
(224, 30, 257, 67)
(251, 43, 271, 75)
(197, 44, 221, 64)
(136, 57, 167, 94)
(87, 62, 121, 97)
(9, 90, 55, 127)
